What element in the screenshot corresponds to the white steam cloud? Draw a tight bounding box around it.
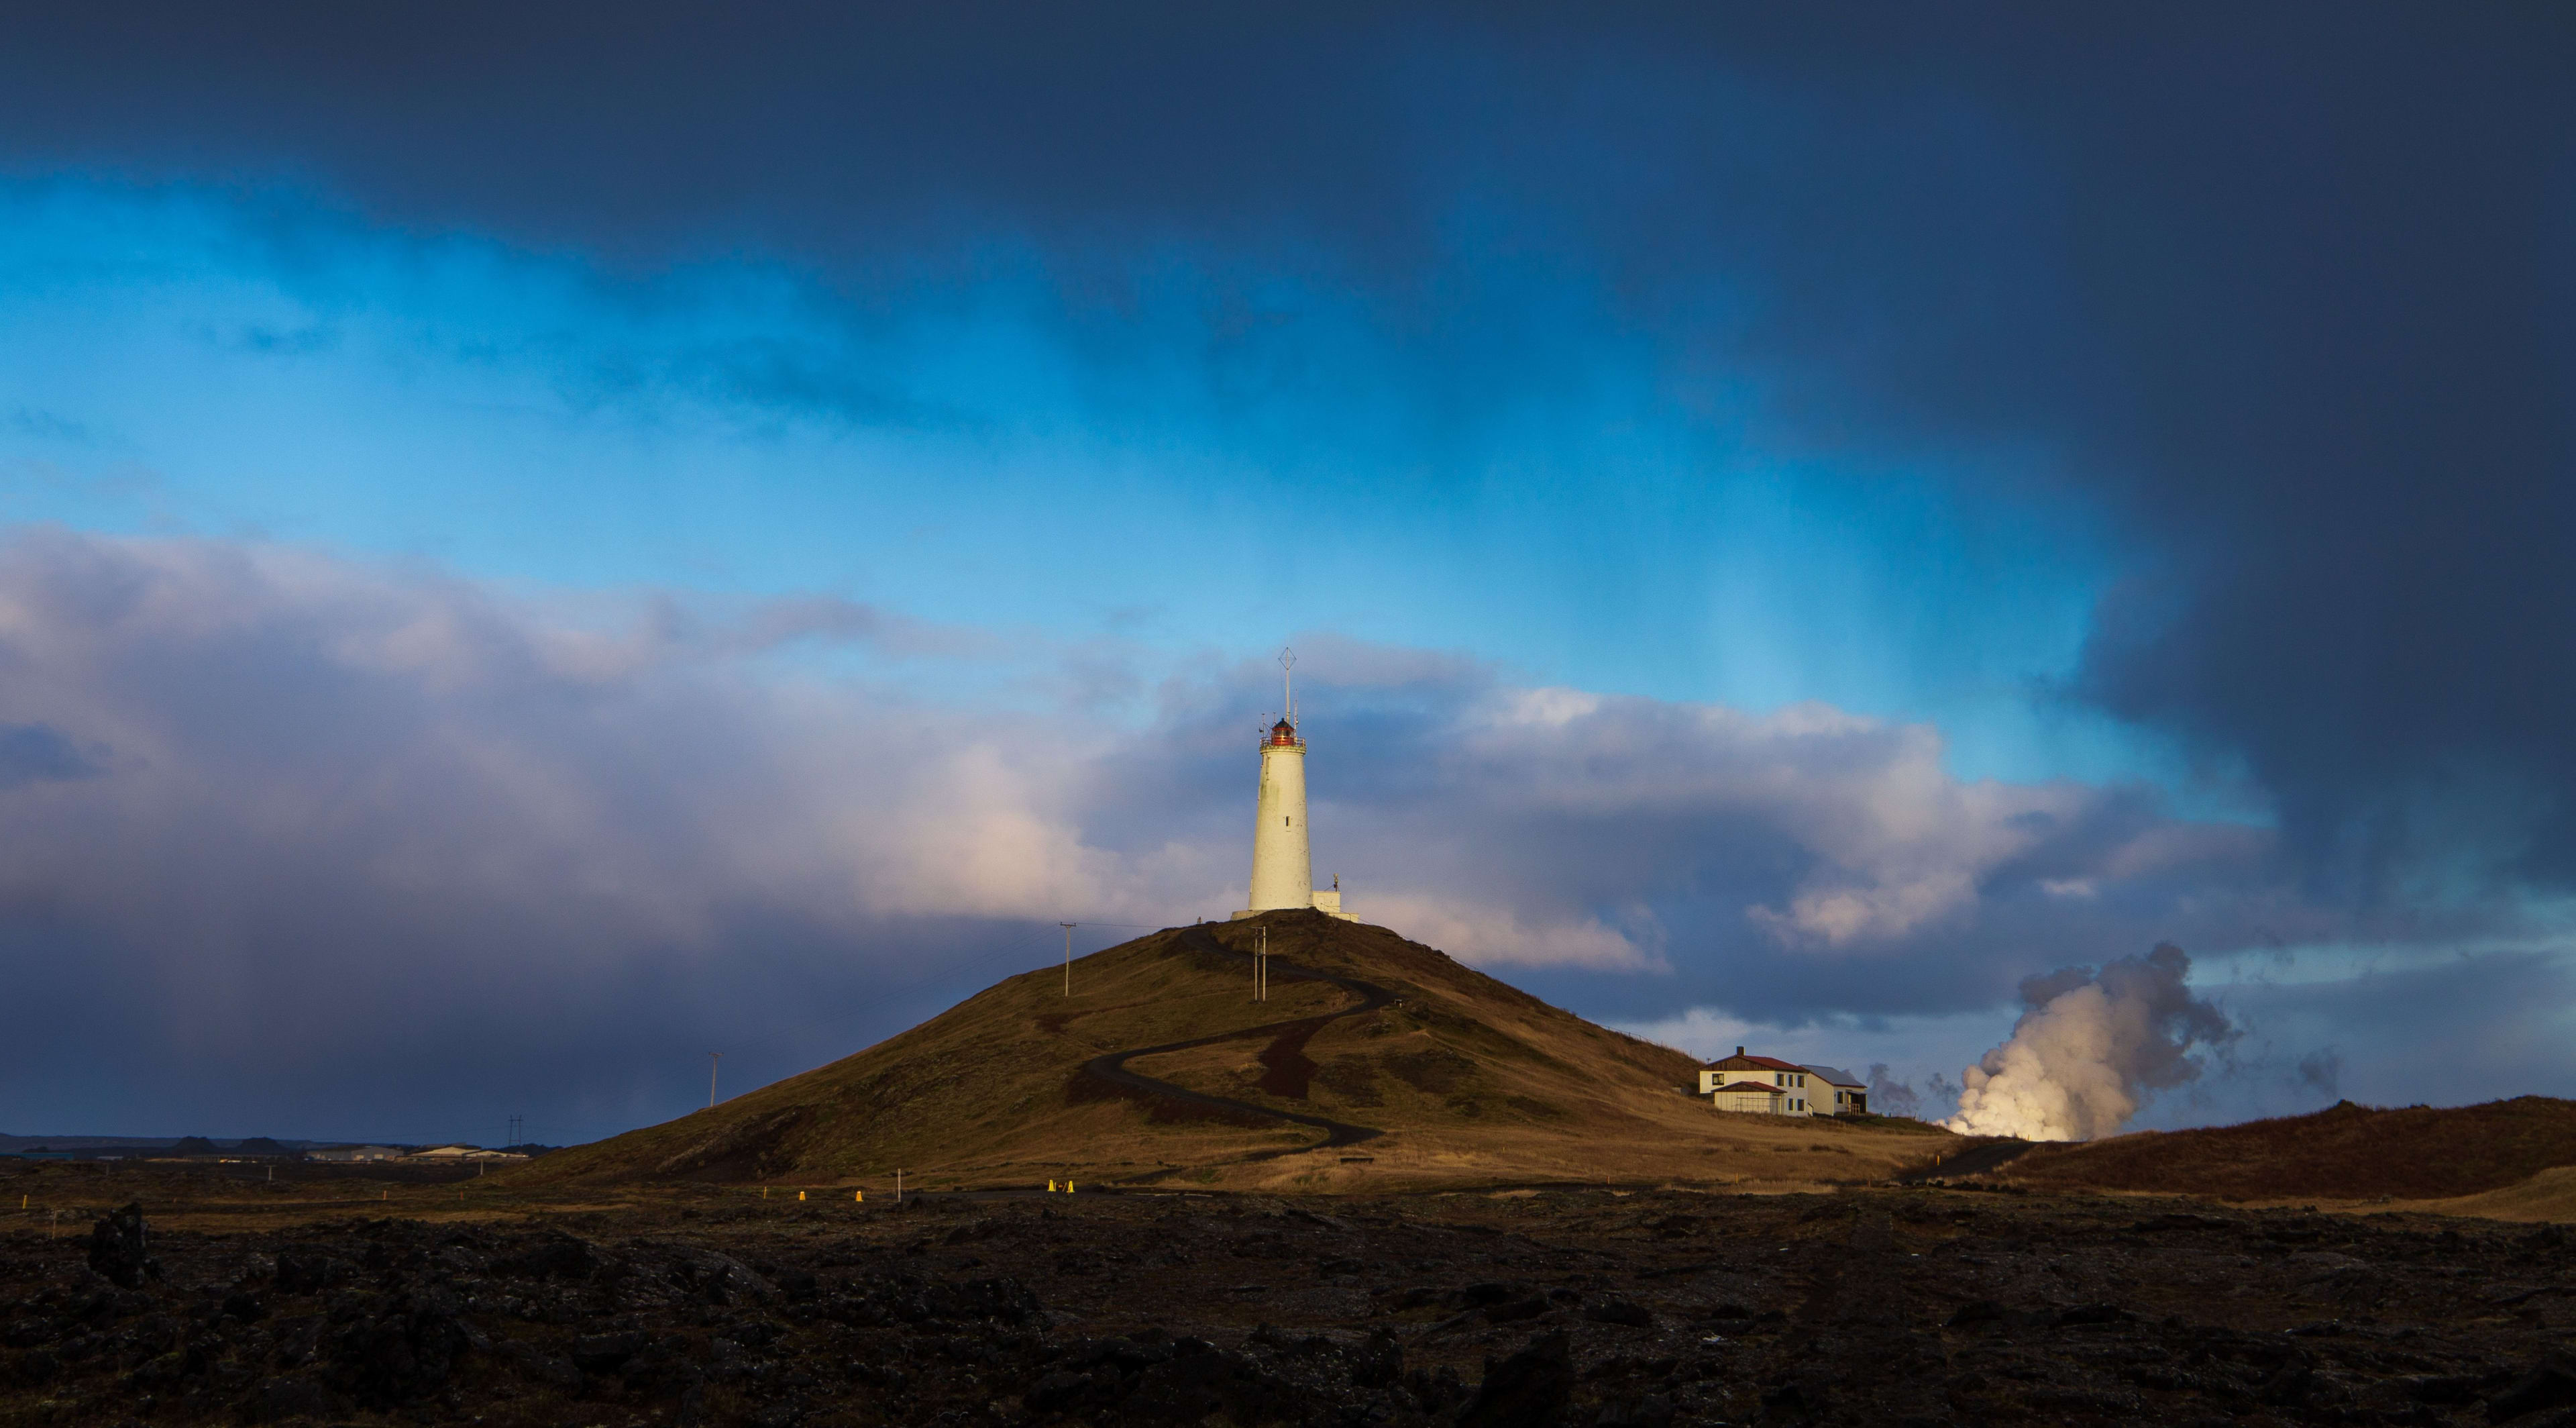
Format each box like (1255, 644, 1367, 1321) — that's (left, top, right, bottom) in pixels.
(1945, 943, 2234, 1141)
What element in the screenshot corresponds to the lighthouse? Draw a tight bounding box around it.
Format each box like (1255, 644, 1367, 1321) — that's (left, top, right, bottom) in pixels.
(1234, 648, 1354, 921)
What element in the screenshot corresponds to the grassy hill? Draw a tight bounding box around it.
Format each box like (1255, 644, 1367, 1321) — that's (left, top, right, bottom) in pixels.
(1999, 1095, 2576, 1201)
(521, 911, 1955, 1193)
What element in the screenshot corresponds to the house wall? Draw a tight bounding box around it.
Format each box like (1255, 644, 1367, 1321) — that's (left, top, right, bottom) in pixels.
(1711, 1087, 1811, 1117)
(1701, 1062, 1830, 1113)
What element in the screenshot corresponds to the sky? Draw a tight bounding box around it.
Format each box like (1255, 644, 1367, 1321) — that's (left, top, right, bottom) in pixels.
(1, 3, 2572, 1145)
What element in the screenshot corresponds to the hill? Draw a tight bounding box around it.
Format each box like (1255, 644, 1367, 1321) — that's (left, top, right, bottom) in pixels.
(523, 911, 1954, 1192)
(2387, 1164, 2576, 1222)
(1998, 1095, 2576, 1201)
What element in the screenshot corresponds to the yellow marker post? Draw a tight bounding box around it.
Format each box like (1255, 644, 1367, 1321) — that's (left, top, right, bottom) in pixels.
(1067, 1182, 1075, 1194)
(798, 1190, 806, 1201)
(854, 1190, 863, 1203)
(1047, 1179, 1056, 1192)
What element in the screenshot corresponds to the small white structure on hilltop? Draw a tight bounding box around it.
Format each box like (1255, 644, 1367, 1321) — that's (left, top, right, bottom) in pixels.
(1234, 648, 1355, 922)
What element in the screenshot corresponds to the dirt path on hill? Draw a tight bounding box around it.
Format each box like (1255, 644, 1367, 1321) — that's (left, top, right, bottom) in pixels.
(1076, 924, 1393, 1165)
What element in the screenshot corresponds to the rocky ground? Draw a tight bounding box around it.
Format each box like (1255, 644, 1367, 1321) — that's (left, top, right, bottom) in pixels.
(2, 1185, 2573, 1427)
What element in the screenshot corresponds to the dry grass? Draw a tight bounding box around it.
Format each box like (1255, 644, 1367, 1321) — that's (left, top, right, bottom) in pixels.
(2381, 1164, 2576, 1223)
(513, 911, 1960, 1194)
(2001, 1094, 2576, 1201)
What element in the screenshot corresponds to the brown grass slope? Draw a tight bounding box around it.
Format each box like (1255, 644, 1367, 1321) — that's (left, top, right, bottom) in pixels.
(2000, 1096, 2576, 1201)
(521, 911, 1955, 1192)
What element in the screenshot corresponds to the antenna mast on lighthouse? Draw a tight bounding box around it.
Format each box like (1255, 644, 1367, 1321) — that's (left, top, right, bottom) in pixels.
(1280, 646, 1295, 726)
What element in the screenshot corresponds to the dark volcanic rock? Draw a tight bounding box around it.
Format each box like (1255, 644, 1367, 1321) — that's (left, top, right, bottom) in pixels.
(1582, 1296, 1654, 1328)
(2487, 1356, 2576, 1423)
(85, 1202, 157, 1288)
(500, 1229, 602, 1280)
(248, 1375, 337, 1423)
(1458, 1329, 1574, 1428)
(570, 1330, 649, 1372)
(324, 1285, 476, 1405)
(3, 1183, 2569, 1427)
(272, 1245, 354, 1294)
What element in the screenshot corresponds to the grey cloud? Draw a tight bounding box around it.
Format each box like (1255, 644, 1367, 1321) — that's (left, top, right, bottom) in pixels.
(0, 530, 2528, 1142)
(0, 529, 1114, 1139)
(1091, 638, 2359, 1024)
(2296, 1049, 2343, 1098)
(0, 722, 102, 788)
(1864, 1063, 1923, 1117)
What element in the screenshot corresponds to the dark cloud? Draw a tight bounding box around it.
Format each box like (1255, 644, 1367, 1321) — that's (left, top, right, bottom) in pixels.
(9, 5, 2569, 909)
(0, 722, 101, 788)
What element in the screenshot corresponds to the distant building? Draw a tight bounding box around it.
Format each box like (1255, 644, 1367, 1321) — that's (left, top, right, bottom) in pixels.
(400, 1145, 528, 1162)
(1232, 650, 1357, 922)
(1803, 1064, 1868, 1115)
(1700, 1048, 1818, 1116)
(309, 1145, 406, 1162)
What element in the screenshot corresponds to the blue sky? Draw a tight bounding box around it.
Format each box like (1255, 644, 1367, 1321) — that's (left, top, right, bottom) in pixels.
(1, 4, 2571, 1143)
(1, 179, 2142, 782)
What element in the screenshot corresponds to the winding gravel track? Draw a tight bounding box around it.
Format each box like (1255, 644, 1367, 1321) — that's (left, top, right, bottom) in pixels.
(1077, 924, 1393, 1153)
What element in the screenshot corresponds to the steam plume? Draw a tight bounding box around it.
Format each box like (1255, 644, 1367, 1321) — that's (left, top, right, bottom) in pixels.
(1945, 943, 2233, 1141)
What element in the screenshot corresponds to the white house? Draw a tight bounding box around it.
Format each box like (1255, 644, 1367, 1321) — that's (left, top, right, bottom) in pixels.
(1699, 1048, 1818, 1116)
(1803, 1065, 1870, 1116)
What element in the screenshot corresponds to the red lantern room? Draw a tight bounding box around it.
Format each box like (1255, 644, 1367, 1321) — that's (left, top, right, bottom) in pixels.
(1265, 717, 1300, 747)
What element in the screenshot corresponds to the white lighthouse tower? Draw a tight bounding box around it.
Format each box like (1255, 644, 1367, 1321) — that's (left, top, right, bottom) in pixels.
(1235, 648, 1353, 921)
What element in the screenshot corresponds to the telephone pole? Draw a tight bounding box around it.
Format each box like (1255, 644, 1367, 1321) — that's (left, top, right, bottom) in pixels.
(1061, 922, 1076, 996)
(708, 1052, 721, 1109)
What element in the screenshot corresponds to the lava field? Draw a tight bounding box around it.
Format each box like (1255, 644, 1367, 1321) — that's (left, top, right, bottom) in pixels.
(3, 1186, 2573, 1427)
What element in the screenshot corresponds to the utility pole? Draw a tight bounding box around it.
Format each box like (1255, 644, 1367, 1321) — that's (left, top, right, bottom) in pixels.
(708, 1052, 722, 1109)
(1061, 922, 1076, 997)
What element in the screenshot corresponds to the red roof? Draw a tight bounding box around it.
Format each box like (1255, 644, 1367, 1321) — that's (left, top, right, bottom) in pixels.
(1705, 1054, 1805, 1072)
